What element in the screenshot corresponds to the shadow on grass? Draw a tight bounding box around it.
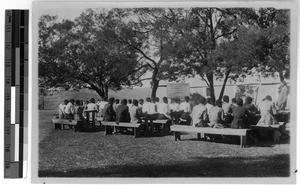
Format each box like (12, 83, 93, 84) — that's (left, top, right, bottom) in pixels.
(39, 154, 290, 177)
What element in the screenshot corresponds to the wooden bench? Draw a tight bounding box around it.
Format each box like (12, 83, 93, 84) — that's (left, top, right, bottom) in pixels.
(52, 117, 78, 130)
(250, 122, 286, 142)
(170, 125, 249, 147)
(101, 121, 142, 138)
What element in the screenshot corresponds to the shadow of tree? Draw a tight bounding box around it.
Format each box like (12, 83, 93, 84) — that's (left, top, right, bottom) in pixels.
(39, 154, 290, 177)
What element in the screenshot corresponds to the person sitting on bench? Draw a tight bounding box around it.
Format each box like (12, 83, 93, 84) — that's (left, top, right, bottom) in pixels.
(74, 100, 87, 131)
(231, 98, 251, 129)
(257, 95, 278, 126)
(130, 99, 141, 124)
(103, 97, 116, 122)
(115, 99, 131, 134)
(157, 97, 172, 132)
(58, 99, 68, 119)
(209, 100, 226, 128)
(179, 96, 192, 125)
(65, 99, 75, 119)
(191, 96, 209, 127)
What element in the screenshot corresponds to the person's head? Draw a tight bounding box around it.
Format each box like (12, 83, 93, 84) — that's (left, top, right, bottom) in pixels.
(128, 99, 132, 104)
(176, 98, 181, 104)
(64, 99, 69, 105)
(223, 95, 229, 103)
(109, 97, 115, 104)
(89, 98, 95, 104)
(184, 96, 190, 102)
(245, 96, 253, 104)
(163, 97, 168, 103)
(264, 95, 272, 101)
(199, 96, 206, 105)
(75, 100, 81, 106)
(70, 99, 75, 104)
(207, 98, 213, 105)
(156, 97, 160, 103)
(232, 98, 237, 104)
(121, 99, 127, 105)
(103, 96, 108, 102)
(139, 99, 144, 105)
(237, 98, 243, 106)
(146, 97, 151, 102)
(133, 99, 139, 106)
(115, 99, 120, 104)
(151, 97, 156, 103)
(215, 100, 222, 108)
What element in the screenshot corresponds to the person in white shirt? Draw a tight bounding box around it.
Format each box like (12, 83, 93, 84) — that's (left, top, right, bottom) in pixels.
(98, 97, 108, 117)
(86, 98, 98, 111)
(138, 99, 144, 108)
(170, 98, 180, 112)
(205, 98, 214, 115)
(127, 99, 133, 111)
(191, 96, 209, 127)
(113, 99, 120, 111)
(157, 97, 171, 120)
(157, 97, 172, 132)
(65, 99, 75, 119)
(58, 99, 68, 118)
(222, 95, 232, 115)
(142, 97, 151, 114)
(179, 96, 192, 124)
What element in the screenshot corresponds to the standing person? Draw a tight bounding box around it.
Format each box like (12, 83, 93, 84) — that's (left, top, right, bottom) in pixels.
(191, 96, 209, 127)
(277, 80, 289, 110)
(205, 98, 214, 115)
(86, 98, 98, 111)
(179, 96, 192, 124)
(98, 97, 108, 117)
(115, 99, 131, 133)
(257, 95, 278, 126)
(209, 100, 226, 128)
(65, 99, 75, 119)
(103, 97, 116, 121)
(58, 99, 68, 118)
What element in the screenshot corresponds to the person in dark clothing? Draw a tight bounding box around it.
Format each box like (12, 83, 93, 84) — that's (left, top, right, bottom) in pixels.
(115, 99, 131, 133)
(231, 98, 252, 129)
(103, 97, 116, 121)
(243, 96, 259, 126)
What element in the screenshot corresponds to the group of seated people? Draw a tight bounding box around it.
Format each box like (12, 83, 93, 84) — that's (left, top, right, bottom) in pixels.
(57, 92, 284, 132)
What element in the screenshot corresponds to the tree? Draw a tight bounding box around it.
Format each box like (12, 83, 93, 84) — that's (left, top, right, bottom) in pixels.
(251, 8, 290, 82)
(38, 9, 147, 98)
(105, 8, 188, 98)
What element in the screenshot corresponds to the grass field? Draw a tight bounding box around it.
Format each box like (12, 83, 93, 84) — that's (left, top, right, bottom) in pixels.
(38, 89, 291, 177)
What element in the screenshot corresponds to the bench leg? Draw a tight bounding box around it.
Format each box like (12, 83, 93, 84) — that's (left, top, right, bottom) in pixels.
(240, 135, 247, 148)
(174, 132, 181, 141)
(105, 125, 112, 135)
(134, 127, 141, 138)
(197, 133, 201, 140)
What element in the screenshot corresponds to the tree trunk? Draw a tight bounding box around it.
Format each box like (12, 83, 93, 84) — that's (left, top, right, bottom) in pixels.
(104, 85, 109, 99)
(278, 70, 285, 82)
(151, 67, 159, 98)
(206, 72, 216, 102)
(218, 70, 231, 101)
(90, 83, 105, 98)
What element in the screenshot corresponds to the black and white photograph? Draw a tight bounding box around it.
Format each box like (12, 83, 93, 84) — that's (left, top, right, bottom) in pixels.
(31, 1, 297, 183)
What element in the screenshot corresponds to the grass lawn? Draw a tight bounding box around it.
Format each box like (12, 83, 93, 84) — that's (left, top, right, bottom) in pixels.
(38, 90, 291, 177)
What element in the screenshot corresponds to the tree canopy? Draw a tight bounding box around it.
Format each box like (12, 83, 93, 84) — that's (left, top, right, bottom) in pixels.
(39, 7, 290, 100)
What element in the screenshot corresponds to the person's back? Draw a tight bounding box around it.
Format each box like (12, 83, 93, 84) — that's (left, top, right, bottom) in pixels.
(130, 99, 140, 124)
(142, 97, 151, 114)
(103, 98, 116, 121)
(191, 96, 208, 127)
(231, 99, 250, 129)
(157, 97, 171, 119)
(205, 98, 214, 115)
(116, 99, 130, 123)
(74, 100, 84, 121)
(257, 96, 278, 126)
(209, 100, 226, 128)
(65, 99, 75, 119)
